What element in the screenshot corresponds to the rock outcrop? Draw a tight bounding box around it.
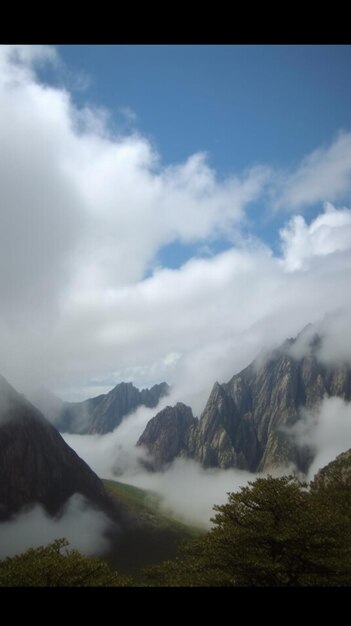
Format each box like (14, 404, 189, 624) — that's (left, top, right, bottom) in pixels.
(136, 403, 197, 470)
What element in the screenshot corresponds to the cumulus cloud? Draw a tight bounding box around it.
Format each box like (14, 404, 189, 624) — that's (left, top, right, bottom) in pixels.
(0, 494, 112, 559)
(280, 202, 351, 271)
(0, 42, 264, 309)
(0, 44, 350, 422)
(58, 232, 351, 412)
(272, 131, 351, 211)
(0, 44, 270, 395)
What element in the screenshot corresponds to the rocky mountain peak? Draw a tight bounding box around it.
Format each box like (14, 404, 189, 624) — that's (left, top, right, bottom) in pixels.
(137, 403, 197, 471)
(137, 329, 351, 474)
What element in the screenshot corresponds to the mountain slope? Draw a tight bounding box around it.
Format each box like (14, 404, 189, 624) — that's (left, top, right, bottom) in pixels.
(102, 479, 203, 576)
(137, 331, 351, 473)
(32, 381, 169, 435)
(0, 375, 112, 520)
(312, 449, 351, 489)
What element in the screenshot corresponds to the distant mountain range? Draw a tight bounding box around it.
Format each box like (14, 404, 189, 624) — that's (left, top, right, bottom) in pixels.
(20, 322, 351, 478)
(1, 348, 351, 573)
(30, 381, 169, 434)
(137, 329, 351, 473)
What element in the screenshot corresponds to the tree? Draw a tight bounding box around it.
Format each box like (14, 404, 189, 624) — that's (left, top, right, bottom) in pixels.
(145, 475, 351, 586)
(0, 539, 132, 587)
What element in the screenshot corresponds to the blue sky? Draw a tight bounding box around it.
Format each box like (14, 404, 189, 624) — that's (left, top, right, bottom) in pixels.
(57, 45, 351, 170)
(1, 44, 351, 401)
(54, 44, 351, 262)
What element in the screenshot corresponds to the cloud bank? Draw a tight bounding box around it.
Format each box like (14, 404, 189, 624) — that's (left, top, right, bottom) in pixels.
(63, 407, 282, 528)
(63, 394, 351, 528)
(0, 494, 112, 559)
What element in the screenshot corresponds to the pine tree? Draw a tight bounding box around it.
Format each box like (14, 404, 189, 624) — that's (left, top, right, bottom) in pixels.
(0, 539, 132, 587)
(145, 475, 351, 586)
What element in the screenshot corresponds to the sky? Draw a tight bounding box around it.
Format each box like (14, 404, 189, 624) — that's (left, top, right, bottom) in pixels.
(0, 44, 351, 409)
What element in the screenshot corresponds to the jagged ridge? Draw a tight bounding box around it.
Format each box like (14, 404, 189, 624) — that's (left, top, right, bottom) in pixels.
(32, 381, 170, 434)
(137, 332, 351, 473)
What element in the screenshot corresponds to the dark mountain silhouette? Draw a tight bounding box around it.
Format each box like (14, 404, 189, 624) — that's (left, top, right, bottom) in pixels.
(0, 375, 113, 520)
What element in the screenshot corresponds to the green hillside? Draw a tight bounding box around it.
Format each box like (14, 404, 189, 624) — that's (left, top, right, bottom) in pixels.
(103, 478, 201, 535)
(102, 479, 203, 578)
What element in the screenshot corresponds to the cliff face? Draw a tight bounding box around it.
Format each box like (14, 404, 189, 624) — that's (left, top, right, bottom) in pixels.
(196, 344, 351, 472)
(137, 334, 351, 473)
(33, 382, 170, 435)
(0, 375, 112, 520)
(136, 403, 197, 470)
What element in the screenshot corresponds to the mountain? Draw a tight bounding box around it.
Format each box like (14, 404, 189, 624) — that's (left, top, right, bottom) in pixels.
(137, 403, 198, 471)
(0, 374, 112, 520)
(31, 381, 170, 435)
(137, 330, 351, 473)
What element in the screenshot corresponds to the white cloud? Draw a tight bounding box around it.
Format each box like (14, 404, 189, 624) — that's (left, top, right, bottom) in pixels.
(308, 397, 351, 478)
(288, 309, 351, 367)
(272, 132, 351, 211)
(122, 459, 261, 528)
(63, 404, 159, 479)
(288, 397, 351, 481)
(52, 233, 351, 413)
(0, 494, 112, 559)
(280, 202, 351, 271)
(0, 44, 270, 395)
(0, 44, 350, 422)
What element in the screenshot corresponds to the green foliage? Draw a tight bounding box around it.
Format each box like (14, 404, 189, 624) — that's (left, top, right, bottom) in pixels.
(145, 475, 351, 586)
(4, 474, 351, 587)
(0, 539, 133, 587)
